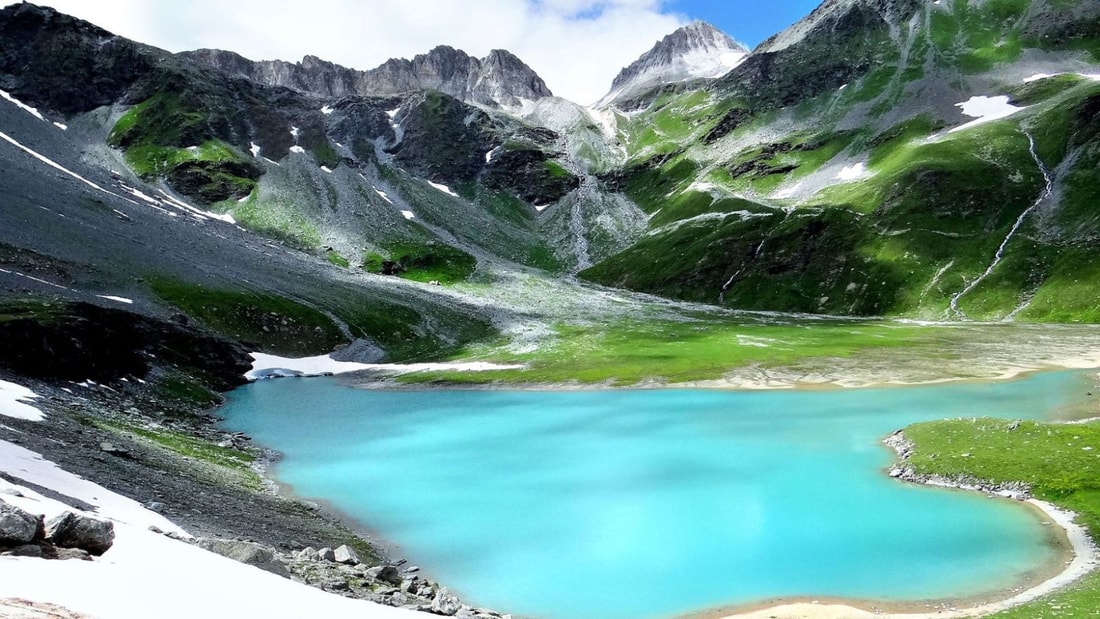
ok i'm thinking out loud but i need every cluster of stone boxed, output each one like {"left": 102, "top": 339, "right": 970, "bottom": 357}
{"left": 0, "top": 499, "right": 115, "bottom": 560}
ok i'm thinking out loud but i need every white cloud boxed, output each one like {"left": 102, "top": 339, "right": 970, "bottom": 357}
{"left": 27, "top": 0, "right": 689, "bottom": 104}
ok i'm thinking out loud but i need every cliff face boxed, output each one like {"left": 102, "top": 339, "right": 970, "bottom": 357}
{"left": 181, "top": 45, "right": 553, "bottom": 109}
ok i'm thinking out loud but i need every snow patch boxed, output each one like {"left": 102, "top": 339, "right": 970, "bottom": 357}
{"left": 0, "top": 131, "right": 118, "bottom": 198}
{"left": 0, "top": 88, "right": 45, "bottom": 121}
{"left": 401, "top": 210, "right": 416, "bottom": 220}
{"left": 386, "top": 108, "right": 400, "bottom": 119}
{"left": 427, "top": 181, "right": 459, "bottom": 197}
{"left": 321, "top": 105, "right": 334, "bottom": 115}
{"left": 0, "top": 441, "right": 185, "bottom": 535}
{"left": 320, "top": 165, "right": 333, "bottom": 174}
{"left": 836, "top": 162, "right": 867, "bottom": 181}
{"left": 289, "top": 145, "right": 306, "bottom": 154}
{"left": 1024, "top": 72, "right": 1100, "bottom": 83}
{"left": 0, "top": 380, "right": 44, "bottom": 422}
{"left": 246, "top": 353, "right": 524, "bottom": 381}
{"left": 290, "top": 126, "right": 301, "bottom": 140}
{"left": 534, "top": 204, "right": 550, "bottom": 213}
{"left": 250, "top": 142, "right": 261, "bottom": 157}
{"left": 372, "top": 187, "right": 393, "bottom": 204}
{"left": 774, "top": 181, "right": 804, "bottom": 200}
{"left": 52, "top": 122, "right": 68, "bottom": 131}
{"left": 950, "top": 96, "right": 1025, "bottom": 133}
{"left": 97, "top": 295, "right": 133, "bottom": 305}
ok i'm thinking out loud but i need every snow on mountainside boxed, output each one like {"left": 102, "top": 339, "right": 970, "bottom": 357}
{"left": 597, "top": 21, "right": 748, "bottom": 108}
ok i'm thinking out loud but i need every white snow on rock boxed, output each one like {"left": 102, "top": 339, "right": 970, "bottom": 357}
{"left": 372, "top": 187, "right": 393, "bottom": 204}
{"left": 774, "top": 181, "right": 804, "bottom": 200}
{"left": 0, "top": 131, "right": 117, "bottom": 198}
{"left": 250, "top": 142, "right": 261, "bottom": 157}
{"left": 321, "top": 105, "right": 334, "bottom": 115}
{"left": 0, "top": 380, "right": 44, "bottom": 422}
{"left": 385, "top": 108, "right": 400, "bottom": 119}
{"left": 836, "top": 162, "right": 867, "bottom": 181}
{"left": 1024, "top": 72, "right": 1100, "bottom": 83}
{"left": 53, "top": 122, "right": 68, "bottom": 131}
{"left": 96, "top": 295, "right": 133, "bottom": 305}
{"left": 0, "top": 441, "right": 421, "bottom": 619}
{"left": 289, "top": 145, "right": 306, "bottom": 154}
{"left": 0, "top": 88, "right": 45, "bottom": 121}
{"left": 401, "top": 210, "right": 416, "bottom": 220}
{"left": 0, "top": 440, "right": 183, "bottom": 535}
{"left": 427, "top": 181, "right": 459, "bottom": 198}
{"left": 246, "top": 352, "right": 524, "bottom": 381}
{"left": 950, "top": 96, "right": 1025, "bottom": 133}
{"left": 290, "top": 126, "right": 301, "bottom": 140}
{"left": 320, "top": 165, "right": 333, "bottom": 174}
{"left": 155, "top": 190, "right": 237, "bottom": 224}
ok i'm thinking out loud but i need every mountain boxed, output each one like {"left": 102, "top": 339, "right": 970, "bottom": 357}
{"left": 585, "top": 0, "right": 1100, "bottom": 321}
{"left": 2, "top": 0, "right": 1100, "bottom": 357}
{"left": 597, "top": 21, "right": 749, "bottom": 108}
{"left": 182, "top": 46, "right": 553, "bottom": 110}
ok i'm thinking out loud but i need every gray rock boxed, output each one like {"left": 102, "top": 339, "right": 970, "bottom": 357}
{"left": 376, "top": 564, "right": 403, "bottom": 586}
{"left": 296, "top": 546, "right": 319, "bottom": 562}
{"left": 317, "top": 546, "right": 336, "bottom": 562}
{"left": 323, "top": 578, "right": 350, "bottom": 591}
{"left": 195, "top": 538, "right": 289, "bottom": 577}
{"left": 99, "top": 442, "right": 131, "bottom": 458}
{"left": 144, "top": 501, "right": 165, "bottom": 513}
{"left": 4, "top": 543, "right": 42, "bottom": 557}
{"left": 333, "top": 544, "right": 359, "bottom": 565}
{"left": 51, "top": 546, "right": 92, "bottom": 561}
{"left": 0, "top": 501, "right": 41, "bottom": 545}
{"left": 432, "top": 588, "right": 462, "bottom": 616}
{"left": 44, "top": 511, "right": 114, "bottom": 555}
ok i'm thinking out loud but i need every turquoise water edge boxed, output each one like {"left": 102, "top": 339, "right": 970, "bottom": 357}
{"left": 219, "top": 371, "right": 1092, "bottom": 619}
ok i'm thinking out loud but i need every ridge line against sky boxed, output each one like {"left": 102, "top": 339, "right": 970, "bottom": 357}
{"left": 20, "top": 0, "right": 821, "bottom": 104}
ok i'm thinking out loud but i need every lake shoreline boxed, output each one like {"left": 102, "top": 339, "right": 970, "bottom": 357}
{"left": 692, "top": 431, "right": 1099, "bottom": 619}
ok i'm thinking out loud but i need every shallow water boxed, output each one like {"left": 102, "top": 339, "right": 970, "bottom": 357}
{"left": 220, "top": 371, "right": 1092, "bottom": 619}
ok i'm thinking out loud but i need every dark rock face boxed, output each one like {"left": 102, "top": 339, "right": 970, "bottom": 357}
{"left": 183, "top": 45, "right": 552, "bottom": 108}
{"left": 0, "top": 501, "right": 43, "bottom": 545}
{"left": 389, "top": 91, "right": 499, "bottom": 183}
{"left": 0, "top": 2, "right": 160, "bottom": 116}
{"left": 715, "top": 0, "right": 923, "bottom": 110}
{"left": 44, "top": 511, "right": 115, "bottom": 556}
{"left": 481, "top": 149, "right": 580, "bottom": 205}
{"left": 0, "top": 302, "right": 251, "bottom": 389}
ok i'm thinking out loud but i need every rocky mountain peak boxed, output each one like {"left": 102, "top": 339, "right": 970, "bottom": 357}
{"left": 183, "top": 44, "right": 551, "bottom": 110}
{"left": 597, "top": 20, "right": 749, "bottom": 107}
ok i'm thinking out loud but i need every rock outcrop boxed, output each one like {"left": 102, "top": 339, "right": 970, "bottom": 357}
{"left": 182, "top": 46, "right": 552, "bottom": 109}
{"left": 44, "top": 511, "right": 115, "bottom": 556}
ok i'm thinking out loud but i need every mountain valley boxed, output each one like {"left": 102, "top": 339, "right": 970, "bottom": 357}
{"left": 2, "top": 1, "right": 1100, "bottom": 617}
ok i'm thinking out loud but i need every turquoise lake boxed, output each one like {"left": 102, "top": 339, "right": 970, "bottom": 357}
{"left": 219, "top": 371, "right": 1092, "bottom": 619}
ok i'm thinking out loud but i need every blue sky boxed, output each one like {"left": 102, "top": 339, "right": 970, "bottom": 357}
{"left": 669, "top": 0, "right": 822, "bottom": 47}
{"left": 27, "top": 0, "right": 823, "bottom": 104}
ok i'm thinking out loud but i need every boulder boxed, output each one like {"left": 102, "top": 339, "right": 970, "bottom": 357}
{"left": 317, "top": 547, "right": 336, "bottom": 562}
{"left": 0, "top": 501, "right": 42, "bottom": 545}
{"left": 195, "top": 538, "right": 288, "bottom": 577}
{"left": 333, "top": 544, "right": 360, "bottom": 565}
{"left": 431, "top": 588, "right": 462, "bottom": 616}
{"left": 296, "top": 546, "right": 319, "bottom": 562}
{"left": 376, "top": 565, "right": 403, "bottom": 586}
{"left": 44, "top": 511, "right": 114, "bottom": 555}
